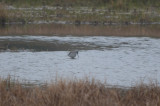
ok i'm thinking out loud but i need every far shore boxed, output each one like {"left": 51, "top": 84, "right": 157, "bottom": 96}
{"left": 0, "top": 24, "right": 160, "bottom": 37}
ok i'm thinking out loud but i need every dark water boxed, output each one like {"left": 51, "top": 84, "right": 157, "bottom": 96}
{"left": 0, "top": 35, "right": 126, "bottom": 51}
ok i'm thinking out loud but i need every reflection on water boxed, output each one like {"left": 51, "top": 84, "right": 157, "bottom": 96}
{"left": 0, "top": 24, "right": 160, "bottom": 37}
{"left": 0, "top": 36, "right": 160, "bottom": 87}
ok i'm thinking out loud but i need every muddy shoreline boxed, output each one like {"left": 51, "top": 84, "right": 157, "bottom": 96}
{"left": 0, "top": 24, "right": 160, "bottom": 37}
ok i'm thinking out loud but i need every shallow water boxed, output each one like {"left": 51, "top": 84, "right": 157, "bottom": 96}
{"left": 0, "top": 35, "right": 160, "bottom": 87}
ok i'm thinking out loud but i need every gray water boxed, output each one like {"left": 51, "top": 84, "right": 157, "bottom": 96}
{"left": 0, "top": 35, "right": 160, "bottom": 87}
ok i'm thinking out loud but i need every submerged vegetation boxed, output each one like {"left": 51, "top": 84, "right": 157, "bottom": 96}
{"left": 0, "top": 77, "right": 160, "bottom": 106}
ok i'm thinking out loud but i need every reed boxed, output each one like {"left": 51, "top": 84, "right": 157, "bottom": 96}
{"left": 0, "top": 77, "right": 160, "bottom": 106}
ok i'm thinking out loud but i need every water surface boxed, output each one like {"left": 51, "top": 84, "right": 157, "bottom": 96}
{"left": 0, "top": 35, "right": 160, "bottom": 87}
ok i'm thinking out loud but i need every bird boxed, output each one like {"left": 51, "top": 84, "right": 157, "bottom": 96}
{"left": 68, "top": 51, "right": 79, "bottom": 59}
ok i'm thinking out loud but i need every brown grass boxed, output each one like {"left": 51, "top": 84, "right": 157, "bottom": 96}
{"left": 0, "top": 78, "right": 160, "bottom": 106}
{"left": 1, "top": 24, "right": 160, "bottom": 37}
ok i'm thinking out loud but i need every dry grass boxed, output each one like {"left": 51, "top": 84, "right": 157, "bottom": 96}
{"left": 1, "top": 24, "right": 160, "bottom": 37}
{"left": 0, "top": 78, "right": 160, "bottom": 106}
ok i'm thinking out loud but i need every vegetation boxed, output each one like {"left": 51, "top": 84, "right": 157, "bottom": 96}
{"left": 0, "top": 0, "right": 160, "bottom": 7}
{"left": 0, "top": 77, "right": 160, "bottom": 106}
{"left": 0, "top": 3, "right": 8, "bottom": 26}
{"left": 0, "top": 0, "right": 160, "bottom": 26}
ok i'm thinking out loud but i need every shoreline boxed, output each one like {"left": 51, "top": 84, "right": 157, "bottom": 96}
{"left": 0, "top": 24, "right": 160, "bottom": 37}
{"left": 1, "top": 4, "right": 160, "bottom": 28}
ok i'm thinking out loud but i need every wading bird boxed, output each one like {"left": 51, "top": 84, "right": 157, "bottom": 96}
{"left": 68, "top": 51, "right": 79, "bottom": 59}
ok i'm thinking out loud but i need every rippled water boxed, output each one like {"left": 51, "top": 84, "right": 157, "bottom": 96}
{"left": 0, "top": 35, "right": 160, "bottom": 87}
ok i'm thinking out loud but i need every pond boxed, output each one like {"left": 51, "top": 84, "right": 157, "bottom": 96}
{"left": 0, "top": 35, "right": 160, "bottom": 87}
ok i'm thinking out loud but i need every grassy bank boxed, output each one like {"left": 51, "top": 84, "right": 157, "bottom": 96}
{"left": 0, "top": 78, "right": 160, "bottom": 106}
{"left": 1, "top": 0, "right": 160, "bottom": 8}
{"left": 1, "top": 24, "right": 160, "bottom": 37}
{"left": 0, "top": 1, "right": 160, "bottom": 26}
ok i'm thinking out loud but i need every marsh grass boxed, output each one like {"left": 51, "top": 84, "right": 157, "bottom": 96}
{"left": 0, "top": 77, "right": 160, "bottom": 106}
{"left": 2, "top": 0, "right": 160, "bottom": 8}
{"left": 3, "top": 6, "right": 160, "bottom": 26}
{"left": 1, "top": 1, "right": 160, "bottom": 26}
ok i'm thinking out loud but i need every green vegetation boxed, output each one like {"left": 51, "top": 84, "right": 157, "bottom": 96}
{"left": 0, "top": 77, "right": 160, "bottom": 106}
{"left": 0, "top": 0, "right": 160, "bottom": 26}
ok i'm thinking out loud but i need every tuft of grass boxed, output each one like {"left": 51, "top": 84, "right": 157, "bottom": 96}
{"left": 0, "top": 77, "right": 160, "bottom": 106}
